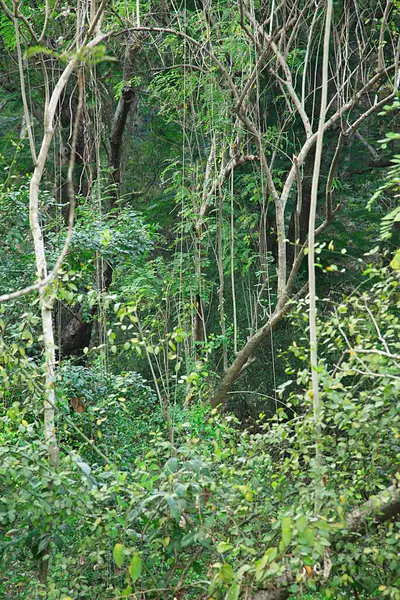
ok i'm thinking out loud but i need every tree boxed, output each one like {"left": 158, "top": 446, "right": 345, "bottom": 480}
{"left": 0, "top": 0, "right": 109, "bottom": 581}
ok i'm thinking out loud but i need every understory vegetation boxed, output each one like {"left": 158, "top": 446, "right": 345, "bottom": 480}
{"left": 0, "top": 1, "right": 399, "bottom": 599}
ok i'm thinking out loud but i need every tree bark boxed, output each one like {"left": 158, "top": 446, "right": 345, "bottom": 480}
{"left": 5, "top": 6, "right": 108, "bottom": 580}
{"left": 30, "top": 58, "right": 79, "bottom": 461}
{"left": 209, "top": 74, "right": 395, "bottom": 409}
{"left": 347, "top": 484, "right": 400, "bottom": 534}
{"left": 109, "top": 85, "right": 138, "bottom": 203}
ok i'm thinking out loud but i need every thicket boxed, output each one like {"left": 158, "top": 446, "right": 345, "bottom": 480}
{"left": 0, "top": 1, "right": 399, "bottom": 599}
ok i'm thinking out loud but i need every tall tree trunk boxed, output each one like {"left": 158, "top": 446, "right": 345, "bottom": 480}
{"left": 59, "top": 41, "right": 139, "bottom": 357}
{"left": 210, "top": 298, "right": 298, "bottom": 408}
{"left": 3, "top": 2, "right": 108, "bottom": 579}
{"left": 109, "top": 87, "right": 138, "bottom": 203}
{"left": 307, "top": 0, "right": 332, "bottom": 514}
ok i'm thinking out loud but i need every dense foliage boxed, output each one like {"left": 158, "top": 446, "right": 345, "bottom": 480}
{"left": 0, "top": 1, "right": 399, "bottom": 599}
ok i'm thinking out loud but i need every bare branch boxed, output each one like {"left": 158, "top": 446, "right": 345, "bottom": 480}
{"left": 13, "top": 14, "right": 37, "bottom": 165}
{"left": 244, "top": 7, "right": 313, "bottom": 138}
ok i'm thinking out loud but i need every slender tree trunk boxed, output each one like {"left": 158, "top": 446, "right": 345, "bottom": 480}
{"left": 307, "top": 0, "right": 332, "bottom": 513}
{"left": 208, "top": 16, "right": 393, "bottom": 407}
{"left": 29, "top": 60, "right": 77, "bottom": 583}
{"left": 109, "top": 89, "right": 137, "bottom": 203}
{"left": 29, "top": 58, "right": 78, "bottom": 461}
{"left": 217, "top": 192, "right": 228, "bottom": 371}
{"left": 210, "top": 298, "right": 300, "bottom": 408}
{"left": 10, "top": 5, "right": 108, "bottom": 580}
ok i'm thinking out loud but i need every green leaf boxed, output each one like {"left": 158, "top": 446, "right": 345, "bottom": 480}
{"left": 237, "top": 564, "right": 251, "bottom": 579}
{"left": 113, "top": 543, "right": 125, "bottom": 567}
{"left": 219, "top": 563, "right": 234, "bottom": 583}
{"left": 281, "top": 517, "right": 292, "bottom": 546}
{"left": 217, "top": 541, "right": 233, "bottom": 553}
{"left": 121, "top": 585, "right": 133, "bottom": 597}
{"left": 296, "top": 515, "right": 307, "bottom": 533}
{"left": 167, "top": 496, "right": 181, "bottom": 521}
{"left": 129, "top": 552, "right": 142, "bottom": 582}
{"left": 165, "top": 457, "right": 178, "bottom": 474}
{"left": 24, "top": 45, "right": 59, "bottom": 59}
{"left": 255, "top": 546, "right": 277, "bottom": 582}
{"left": 390, "top": 249, "right": 400, "bottom": 270}
{"left": 265, "top": 547, "right": 277, "bottom": 562}
{"left": 175, "top": 483, "right": 189, "bottom": 497}
{"left": 299, "top": 527, "right": 315, "bottom": 547}
{"left": 227, "top": 582, "right": 240, "bottom": 600}
{"left": 181, "top": 531, "right": 196, "bottom": 547}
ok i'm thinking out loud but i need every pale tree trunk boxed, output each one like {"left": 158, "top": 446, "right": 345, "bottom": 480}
{"left": 30, "top": 59, "right": 86, "bottom": 584}
{"left": 29, "top": 58, "right": 78, "bottom": 467}
{"left": 28, "top": 57, "right": 77, "bottom": 585}
{"left": 4, "top": 1, "right": 108, "bottom": 582}
{"left": 26, "top": 11, "right": 107, "bottom": 457}
{"left": 307, "top": 0, "right": 333, "bottom": 513}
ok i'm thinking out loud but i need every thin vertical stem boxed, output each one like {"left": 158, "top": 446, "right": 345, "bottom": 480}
{"left": 217, "top": 191, "right": 228, "bottom": 371}
{"left": 136, "top": 311, "right": 174, "bottom": 448}
{"left": 13, "top": 14, "right": 37, "bottom": 164}
{"left": 293, "top": 155, "right": 302, "bottom": 262}
{"left": 136, "top": 0, "right": 140, "bottom": 26}
{"left": 308, "top": 0, "right": 333, "bottom": 514}
{"left": 230, "top": 168, "right": 238, "bottom": 355}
